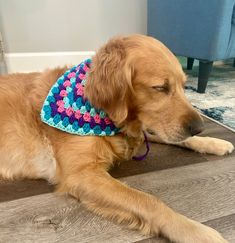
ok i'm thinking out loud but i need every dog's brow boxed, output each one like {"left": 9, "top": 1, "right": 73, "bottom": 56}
{"left": 164, "top": 79, "right": 170, "bottom": 89}
{"left": 165, "top": 79, "right": 169, "bottom": 85}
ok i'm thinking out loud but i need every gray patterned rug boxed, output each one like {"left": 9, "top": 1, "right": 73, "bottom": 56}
{"left": 180, "top": 58, "right": 235, "bottom": 131}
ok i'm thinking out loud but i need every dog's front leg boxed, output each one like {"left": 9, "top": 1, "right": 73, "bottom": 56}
{"left": 179, "top": 136, "right": 234, "bottom": 156}
{"left": 148, "top": 134, "right": 234, "bottom": 156}
{"left": 58, "top": 164, "right": 227, "bottom": 243}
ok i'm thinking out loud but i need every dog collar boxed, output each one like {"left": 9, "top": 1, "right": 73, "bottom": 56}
{"left": 132, "top": 132, "right": 150, "bottom": 161}
{"left": 41, "top": 59, "right": 119, "bottom": 136}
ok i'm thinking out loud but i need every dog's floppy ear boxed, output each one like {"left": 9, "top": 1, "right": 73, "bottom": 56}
{"left": 85, "top": 37, "right": 133, "bottom": 124}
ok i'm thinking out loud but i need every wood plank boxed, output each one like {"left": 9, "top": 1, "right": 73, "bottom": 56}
{"left": 134, "top": 238, "right": 170, "bottom": 243}
{"left": 0, "top": 193, "right": 147, "bottom": 243}
{"left": 0, "top": 179, "right": 53, "bottom": 203}
{"left": 124, "top": 156, "right": 235, "bottom": 223}
{"left": 205, "top": 214, "right": 235, "bottom": 243}
{"left": 0, "top": 157, "right": 234, "bottom": 242}
{"left": 110, "top": 143, "right": 206, "bottom": 178}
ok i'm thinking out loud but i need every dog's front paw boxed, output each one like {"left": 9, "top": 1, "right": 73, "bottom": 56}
{"left": 161, "top": 214, "right": 228, "bottom": 243}
{"left": 214, "top": 139, "right": 234, "bottom": 156}
{"left": 201, "top": 137, "right": 234, "bottom": 156}
{"left": 183, "top": 136, "right": 234, "bottom": 156}
{"left": 187, "top": 220, "right": 228, "bottom": 243}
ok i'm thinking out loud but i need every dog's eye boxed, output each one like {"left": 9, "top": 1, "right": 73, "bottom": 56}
{"left": 151, "top": 85, "right": 167, "bottom": 92}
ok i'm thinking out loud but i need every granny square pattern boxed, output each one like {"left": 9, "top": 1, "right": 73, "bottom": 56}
{"left": 41, "top": 59, "right": 119, "bottom": 136}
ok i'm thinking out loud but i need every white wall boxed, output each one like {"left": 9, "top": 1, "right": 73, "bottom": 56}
{"left": 0, "top": 0, "right": 147, "bottom": 53}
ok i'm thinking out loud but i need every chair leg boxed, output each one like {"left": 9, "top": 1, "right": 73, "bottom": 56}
{"left": 187, "top": 58, "right": 194, "bottom": 70}
{"left": 197, "top": 61, "right": 213, "bottom": 93}
{"left": 233, "top": 58, "right": 235, "bottom": 67}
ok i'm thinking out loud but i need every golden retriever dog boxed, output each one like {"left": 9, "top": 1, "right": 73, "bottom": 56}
{"left": 0, "top": 35, "right": 234, "bottom": 243}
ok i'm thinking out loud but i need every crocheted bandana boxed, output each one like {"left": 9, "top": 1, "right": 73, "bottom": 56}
{"left": 41, "top": 59, "right": 119, "bottom": 136}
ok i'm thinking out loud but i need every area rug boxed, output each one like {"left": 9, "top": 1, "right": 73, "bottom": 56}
{"left": 181, "top": 58, "right": 235, "bottom": 131}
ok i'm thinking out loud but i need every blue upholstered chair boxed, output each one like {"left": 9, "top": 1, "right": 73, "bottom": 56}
{"left": 148, "top": 0, "right": 235, "bottom": 93}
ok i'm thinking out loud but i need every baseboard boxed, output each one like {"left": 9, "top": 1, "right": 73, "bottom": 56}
{"left": 201, "top": 113, "right": 235, "bottom": 133}
{"left": 4, "top": 51, "right": 95, "bottom": 73}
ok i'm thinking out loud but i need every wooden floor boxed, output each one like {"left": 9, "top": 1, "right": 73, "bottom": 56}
{"left": 0, "top": 118, "right": 234, "bottom": 243}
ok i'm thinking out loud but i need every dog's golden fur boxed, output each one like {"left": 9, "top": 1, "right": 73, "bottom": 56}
{"left": 0, "top": 35, "right": 233, "bottom": 243}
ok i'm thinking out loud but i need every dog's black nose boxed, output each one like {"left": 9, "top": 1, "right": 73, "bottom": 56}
{"left": 188, "top": 119, "right": 204, "bottom": 136}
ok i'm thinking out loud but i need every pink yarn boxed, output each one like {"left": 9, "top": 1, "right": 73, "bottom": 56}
{"left": 66, "top": 107, "right": 74, "bottom": 117}
{"left": 67, "top": 72, "right": 76, "bottom": 79}
{"left": 75, "top": 110, "right": 82, "bottom": 119}
{"left": 76, "top": 88, "right": 84, "bottom": 96}
{"left": 56, "top": 100, "right": 64, "bottom": 107}
{"left": 79, "top": 73, "right": 86, "bottom": 80}
{"left": 63, "top": 80, "right": 72, "bottom": 87}
{"left": 58, "top": 106, "right": 65, "bottom": 113}
{"left": 83, "top": 65, "right": 89, "bottom": 72}
{"left": 83, "top": 112, "right": 91, "bottom": 122}
{"left": 104, "top": 117, "right": 112, "bottom": 124}
{"left": 76, "top": 83, "right": 83, "bottom": 89}
{"left": 94, "top": 114, "right": 101, "bottom": 124}
{"left": 60, "top": 90, "right": 68, "bottom": 97}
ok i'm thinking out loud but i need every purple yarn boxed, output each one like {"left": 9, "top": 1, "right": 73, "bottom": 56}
{"left": 58, "top": 84, "right": 64, "bottom": 90}
{"left": 50, "top": 103, "right": 57, "bottom": 110}
{"left": 90, "top": 118, "right": 96, "bottom": 129}
{"left": 73, "top": 87, "right": 78, "bottom": 99}
{"left": 76, "top": 77, "right": 82, "bottom": 83}
{"left": 69, "top": 114, "right": 76, "bottom": 123}
{"left": 60, "top": 111, "right": 67, "bottom": 120}
{"left": 100, "top": 119, "right": 106, "bottom": 130}
{"left": 54, "top": 94, "right": 62, "bottom": 101}
{"left": 109, "top": 123, "right": 115, "bottom": 130}
{"left": 51, "top": 107, "right": 58, "bottom": 117}
{"left": 78, "top": 117, "right": 85, "bottom": 127}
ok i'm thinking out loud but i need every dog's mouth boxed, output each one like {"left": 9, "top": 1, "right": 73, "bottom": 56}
{"left": 145, "top": 127, "right": 192, "bottom": 144}
{"left": 146, "top": 128, "right": 156, "bottom": 136}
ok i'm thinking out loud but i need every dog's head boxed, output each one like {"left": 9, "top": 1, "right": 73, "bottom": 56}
{"left": 85, "top": 35, "right": 203, "bottom": 143}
